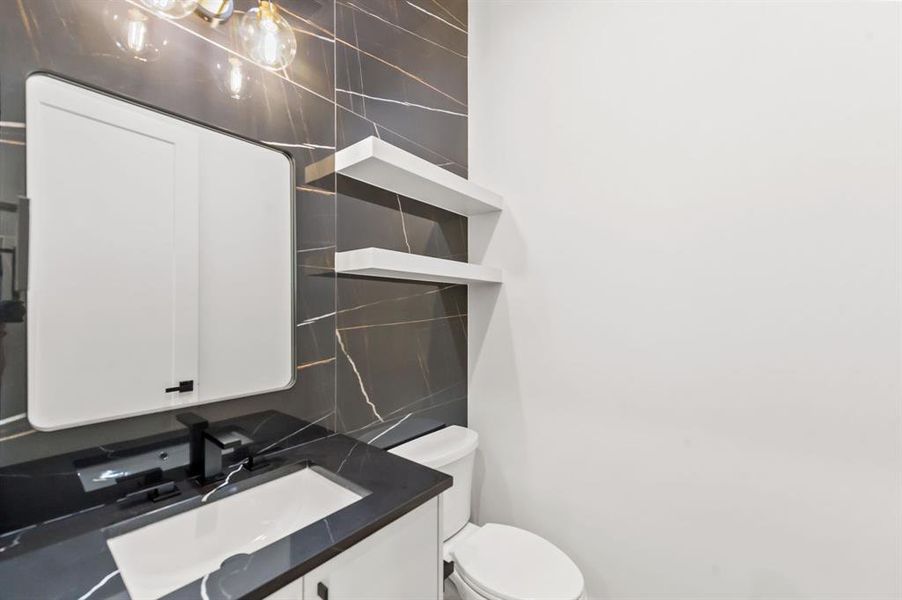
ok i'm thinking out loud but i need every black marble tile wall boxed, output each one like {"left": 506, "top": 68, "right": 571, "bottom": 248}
{"left": 333, "top": 0, "right": 469, "bottom": 441}
{"left": 0, "top": 0, "right": 339, "bottom": 466}
{"left": 0, "top": 0, "right": 468, "bottom": 469}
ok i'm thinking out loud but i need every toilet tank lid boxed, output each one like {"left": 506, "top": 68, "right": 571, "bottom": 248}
{"left": 388, "top": 425, "right": 478, "bottom": 469}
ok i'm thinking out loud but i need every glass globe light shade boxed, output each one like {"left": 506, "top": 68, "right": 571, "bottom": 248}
{"left": 141, "top": 0, "right": 198, "bottom": 19}
{"left": 239, "top": 2, "right": 297, "bottom": 70}
{"left": 103, "top": 6, "right": 162, "bottom": 62}
{"left": 215, "top": 56, "right": 256, "bottom": 100}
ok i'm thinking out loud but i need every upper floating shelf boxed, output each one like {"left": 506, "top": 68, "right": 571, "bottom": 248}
{"left": 336, "top": 248, "right": 502, "bottom": 285}
{"left": 305, "top": 137, "right": 503, "bottom": 216}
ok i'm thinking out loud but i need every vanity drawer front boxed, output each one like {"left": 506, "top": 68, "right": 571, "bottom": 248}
{"left": 264, "top": 576, "right": 305, "bottom": 600}
{"left": 302, "top": 499, "right": 440, "bottom": 600}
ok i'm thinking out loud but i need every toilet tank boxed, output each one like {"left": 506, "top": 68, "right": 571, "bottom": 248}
{"left": 388, "top": 425, "right": 478, "bottom": 541}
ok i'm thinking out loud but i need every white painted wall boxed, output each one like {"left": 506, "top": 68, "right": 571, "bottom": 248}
{"left": 467, "top": 2, "right": 901, "bottom": 598}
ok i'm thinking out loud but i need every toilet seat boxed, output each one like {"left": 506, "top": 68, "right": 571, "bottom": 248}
{"left": 450, "top": 524, "right": 584, "bottom": 600}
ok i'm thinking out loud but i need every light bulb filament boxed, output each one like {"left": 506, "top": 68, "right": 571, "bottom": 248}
{"left": 262, "top": 31, "right": 279, "bottom": 66}
{"left": 125, "top": 10, "right": 149, "bottom": 53}
{"left": 227, "top": 58, "right": 245, "bottom": 97}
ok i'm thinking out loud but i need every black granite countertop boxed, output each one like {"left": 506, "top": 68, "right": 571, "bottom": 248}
{"left": 0, "top": 413, "right": 451, "bottom": 600}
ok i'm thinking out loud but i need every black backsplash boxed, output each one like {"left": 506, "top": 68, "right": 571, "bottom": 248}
{"left": 0, "top": 0, "right": 467, "bottom": 469}
{"left": 334, "top": 0, "right": 468, "bottom": 440}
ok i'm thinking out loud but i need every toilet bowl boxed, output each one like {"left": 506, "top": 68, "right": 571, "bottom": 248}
{"left": 389, "top": 426, "right": 586, "bottom": 600}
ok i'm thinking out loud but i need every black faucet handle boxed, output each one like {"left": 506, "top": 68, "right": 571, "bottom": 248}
{"left": 116, "top": 467, "right": 181, "bottom": 503}
{"left": 233, "top": 445, "right": 270, "bottom": 471}
{"left": 115, "top": 467, "right": 163, "bottom": 486}
{"left": 176, "top": 412, "right": 209, "bottom": 432}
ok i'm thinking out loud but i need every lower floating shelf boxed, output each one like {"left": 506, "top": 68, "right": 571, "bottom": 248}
{"left": 335, "top": 248, "right": 502, "bottom": 285}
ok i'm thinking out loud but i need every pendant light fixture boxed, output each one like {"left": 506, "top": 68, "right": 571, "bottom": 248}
{"left": 238, "top": 1, "right": 297, "bottom": 70}
{"left": 215, "top": 56, "right": 256, "bottom": 100}
{"left": 195, "top": 0, "right": 234, "bottom": 25}
{"left": 103, "top": 5, "right": 162, "bottom": 61}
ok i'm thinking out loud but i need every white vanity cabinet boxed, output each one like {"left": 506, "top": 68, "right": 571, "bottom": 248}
{"left": 265, "top": 499, "right": 441, "bottom": 600}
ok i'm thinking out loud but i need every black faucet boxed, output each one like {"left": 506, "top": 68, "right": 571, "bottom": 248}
{"left": 176, "top": 412, "right": 244, "bottom": 482}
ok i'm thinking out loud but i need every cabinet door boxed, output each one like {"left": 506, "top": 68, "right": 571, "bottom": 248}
{"left": 303, "top": 499, "right": 440, "bottom": 600}
{"left": 25, "top": 74, "right": 293, "bottom": 430}
{"left": 26, "top": 74, "right": 200, "bottom": 430}
{"left": 264, "top": 576, "right": 305, "bottom": 600}
{"left": 194, "top": 132, "right": 293, "bottom": 405}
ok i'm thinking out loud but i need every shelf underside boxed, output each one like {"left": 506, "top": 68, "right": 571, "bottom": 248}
{"left": 335, "top": 248, "right": 502, "bottom": 285}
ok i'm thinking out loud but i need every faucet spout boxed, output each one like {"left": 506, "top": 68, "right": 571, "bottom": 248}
{"left": 202, "top": 429, "right": 243, "bottom": 481}
{"left": 176, "top": 412, "right": 248, "bottom": 482}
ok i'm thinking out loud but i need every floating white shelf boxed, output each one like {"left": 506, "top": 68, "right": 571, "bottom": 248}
{"left": 306, "top": 137, "right": 503, "bottom": 216}
{"left": 335, "top": 248, "right": 502, "bottom": 285}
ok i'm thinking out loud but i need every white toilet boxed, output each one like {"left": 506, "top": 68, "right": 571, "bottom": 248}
{"left": 389, "top": 426, "right": 586, "bottom": 600}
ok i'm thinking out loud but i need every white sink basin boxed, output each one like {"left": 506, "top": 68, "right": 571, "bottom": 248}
{"left": 107, "top": 467, "right": 365, "bottom": 599}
